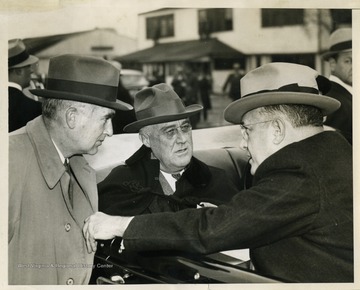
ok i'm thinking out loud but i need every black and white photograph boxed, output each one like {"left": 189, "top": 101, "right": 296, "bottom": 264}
{"left": 0, "top": 0, "right": 358, "bottom": 289}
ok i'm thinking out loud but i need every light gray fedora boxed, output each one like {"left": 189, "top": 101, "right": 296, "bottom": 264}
{"left": 224, "top": 62, "right": 340, "bottom": 124}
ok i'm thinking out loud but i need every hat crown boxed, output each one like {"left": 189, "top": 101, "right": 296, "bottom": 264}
{"left": 8, "top": 39, "right": 26, "bottom": 58}
{"left": 329, "top": 27, "right": 352, "bottom": 49}
{"left": 135, "top": 83, "right": 183, "bottom": 112}
{"left": 241, "top": 62, "right": 319, "bottom": 98}
{"left": 8, "top": 38, "right": 38, "bottom": 68}
{"left": 123, "top": 83, "right": 203, "bottom": 132}
{"left": 48, "top": 54, "right": 119, "bottom": 87}
{"left": 30, "top": 54, "right": 133, "bottom": 111}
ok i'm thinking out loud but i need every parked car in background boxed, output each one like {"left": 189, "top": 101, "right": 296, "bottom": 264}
{"left": 120, "top": 69, "right": 149, "bottom": 98}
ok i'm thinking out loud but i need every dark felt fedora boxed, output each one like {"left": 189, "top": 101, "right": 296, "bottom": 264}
{"left": 224, "top": 62, "right": 340, "bottom": 124}
{"left": 322, "top": 27, "right": 352, "bottom": 61}
{"left": 30, "top": 54, "right": 133, "bottom": 111}
{"left": 8, "top": 39, "right": 39, "bottom": 69}
{"left": 124, "top": 83, "right": 203, "bottom": 132}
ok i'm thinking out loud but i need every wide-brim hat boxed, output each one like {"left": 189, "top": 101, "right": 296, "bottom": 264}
{"left": 8, "top": 39, "right": 39, "bottom": 69}
{"left": 31, "top": 54, "right": 132, "bottom": 111}
{"left": 124, "top": 83, "right": 203, "bottom": 132}
{"left": 322, "top": 27, "right": 352, "bottom": 60}
{"left": 224, "top": 62, "right": 340, "bottom": 124}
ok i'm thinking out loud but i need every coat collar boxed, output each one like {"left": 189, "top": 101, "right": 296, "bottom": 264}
{"left": 26, "top": 117, "right": 96, "bottom": 196}
{"left": 26, "top": 116, "right": 66, "bottom": 189}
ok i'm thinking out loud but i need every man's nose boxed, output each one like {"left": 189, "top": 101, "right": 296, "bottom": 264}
{"left": 176, "top": 129, "right": 188, "bottom": 143}
{"left": 239, "top": 137, "right": 248, "bottom": 151}
{"left": 104, "top": 120, "right": 113, "bottom": 137}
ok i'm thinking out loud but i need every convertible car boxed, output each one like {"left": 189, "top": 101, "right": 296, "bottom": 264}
{"left": 85, "top": 125, "right": 285, "bottom": 284}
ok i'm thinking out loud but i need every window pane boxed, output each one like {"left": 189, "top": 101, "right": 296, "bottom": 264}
{"left": 262, "top": 9, "right": 304, "bottom": 27}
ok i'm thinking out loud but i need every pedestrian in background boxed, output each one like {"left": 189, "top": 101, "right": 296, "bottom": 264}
{"left": 322, "top": 27, "right": 352, "bottom": 144}
{"left": 222, "top": 62, "right": 244, "bottom": 101}
{"left": 8, "top": 39, "right": 42, "bottom": 132}
{"left": 198, "top": 71, "right": 212, "bottom": 121}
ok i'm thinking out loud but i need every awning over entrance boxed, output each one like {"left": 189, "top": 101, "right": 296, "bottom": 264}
{"left": 115, "top": 38, "right": 244, "bottom": 63}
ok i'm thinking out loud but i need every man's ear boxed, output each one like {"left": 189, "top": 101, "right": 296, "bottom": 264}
{"left": 65, "top": 107, "right": 77, "bottom": 129}
{"left": 271, "top": 119, "right": 286, "bottom": 145}
{"left": 139, "top": 133, "right": 151, "bottom": 148}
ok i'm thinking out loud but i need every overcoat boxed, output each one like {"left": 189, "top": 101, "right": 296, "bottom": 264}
{"left": 324, "top": 81, "right": 352, "bottom": 144}
{"left": 122, "top": 132, "right": 353, "bottom": 282}
{"left": 9, "top": 116, "right": 98, "bottom": 285}
{"left": 98, "top": 145, "right": 239, "bottom": 215}
{"left": 8, "top": 87, "right": 42, "bottom": 132}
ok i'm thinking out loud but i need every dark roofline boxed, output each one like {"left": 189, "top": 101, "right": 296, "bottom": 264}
{"left": 138, "top": 7, "right": 182, "bottom": 16}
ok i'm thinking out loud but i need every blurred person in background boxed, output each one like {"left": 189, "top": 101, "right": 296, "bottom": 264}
{"left": 222, "top": 62, "right": 244, "bottom": 101}
{"left": 171, "top": 66, "right": 187, "bottom": 101}
{"left": 198, "top": 71, "right": 212, "bottom": 122}
{"left": 8, "top": 39, "right": 42, "bottom": 132}
{"left": 184, "top": 67, "right": 200, "bottom": 128}
{"left": 322, "top": 27, "right": 352, "bottom": 144}
{"left": 8, "top": 54, "right": 132, "bottom": 285}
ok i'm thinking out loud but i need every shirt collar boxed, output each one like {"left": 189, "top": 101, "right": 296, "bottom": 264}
{"left": 160, "top": 170, "right": 184, "bottom": 192}
{"left": 8, "top": 82, "right": 23, "bottom": 91}
{"left": 52, "top": 139, "right": 66, "bottom": 164}
{"left": 329, "top": 75, "right": 352, "bottom": 94}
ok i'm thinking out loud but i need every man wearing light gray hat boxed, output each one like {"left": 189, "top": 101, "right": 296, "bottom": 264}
{"left": 322, "top": 27, "right": 352, "bottom": 144}
{"left": 84, "top": 63, "right": 352, "bottom": 283}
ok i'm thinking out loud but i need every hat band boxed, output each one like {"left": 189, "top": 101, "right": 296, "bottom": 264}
{"left": 46, "top": 78, "right": 118, "bottom": 102}
{"left": 8, "top": 50, "right": 30, "bottom": 67}
{"left": 330, "top": 40, "right": 352, "bottom": 52}
{"left": 242, "top": 83, "right": 319, "bottom": 98}
{"left": 136, "top": 99, "right": 186, "bottom": 120}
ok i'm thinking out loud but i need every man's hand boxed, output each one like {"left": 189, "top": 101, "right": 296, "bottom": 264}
{"left": 82, "top": 212, "right": 134, "bottom": 253}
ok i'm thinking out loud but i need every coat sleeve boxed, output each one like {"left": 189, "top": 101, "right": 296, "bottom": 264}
{"left": 122, "top": 164, "right": 321, "bottom": 254}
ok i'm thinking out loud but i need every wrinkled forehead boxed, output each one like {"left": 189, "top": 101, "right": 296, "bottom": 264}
{"left": 155, "top": 118, "right": 190, "bottom": 129}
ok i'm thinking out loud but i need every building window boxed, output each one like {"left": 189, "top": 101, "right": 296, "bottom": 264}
{"left": 198, "top": 8, "right": 233, "bottom": 37}
{"left": 146, "top": 14, "right": 174, "bottom": 40}
{"left": 262, "top": 9, "right": 304, "bottom": 27}
{"left": 271, "top": 54, "right": 315, "bottom": 69}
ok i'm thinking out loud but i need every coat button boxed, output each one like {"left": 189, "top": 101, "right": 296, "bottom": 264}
{"left": 64, "top": 223, "right": 71, "bottom": 232}
{"left": 66, "top": 278, "right": 74, "bottom": 285}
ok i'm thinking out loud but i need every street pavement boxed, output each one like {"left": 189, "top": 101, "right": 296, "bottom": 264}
{"left": 196, "top": 93, "right": 235, "bottom": 129}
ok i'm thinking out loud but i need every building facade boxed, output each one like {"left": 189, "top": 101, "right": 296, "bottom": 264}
{"left": 118, "top": 8, "right": 351, "bottom": 93}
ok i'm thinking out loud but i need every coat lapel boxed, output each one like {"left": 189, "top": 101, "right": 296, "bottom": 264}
{"left": 26, "top": 117, "right": 97, "bottom": 227}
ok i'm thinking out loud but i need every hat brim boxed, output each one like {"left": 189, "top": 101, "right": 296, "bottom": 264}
{"left": 124, "top": 105, "right": 203, "bottom": 132}
{"left": 224, "top": 92, "right": 341, "bottom": 124}
{"left": 30, "top": 89, "right": 133, "bottom": 111}
{"left": 322, "top": 48, "right": 352, "bottom": 60}
{"left": 9, "top": 55, "right": 39, "bottom": 69}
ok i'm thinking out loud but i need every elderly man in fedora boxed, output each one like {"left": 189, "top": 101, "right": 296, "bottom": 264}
{"left": 322, "top": 27, "right": 352, "bottom": 144}
{"left": 8, "top": 39, "right": 42, "bottom": 132}
{"left": 8, "top": 54, "right": 132, "bottom": 285}
{"left": 83, "top": 63, "right": 353, "bottom": 283}
{"left": 97, "top": 83, "right": 238, "bottom": 216}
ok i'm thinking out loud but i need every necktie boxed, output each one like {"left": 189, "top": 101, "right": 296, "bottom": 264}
{"left": 64, "top": 160, "right": 74, "bottom": 207}
{"left": 172, "top": 173, "right": 182, "bottom": 181}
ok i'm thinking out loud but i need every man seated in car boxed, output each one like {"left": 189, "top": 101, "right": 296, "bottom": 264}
{"left": 98, "top": 83, "right": 239, "bottom": 216}
{"left": 84, "top": 63, "right": 353, "bottom": 283}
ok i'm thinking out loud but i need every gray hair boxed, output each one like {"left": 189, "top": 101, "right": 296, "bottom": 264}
{"left": 139, "top": 124, "right": 156, "bottom": 138}
{"left": 42, "top": 98, "right": 96, "bottom": 125}
{"left": 259, "top": 104, "right": 323, "bottom": 128}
